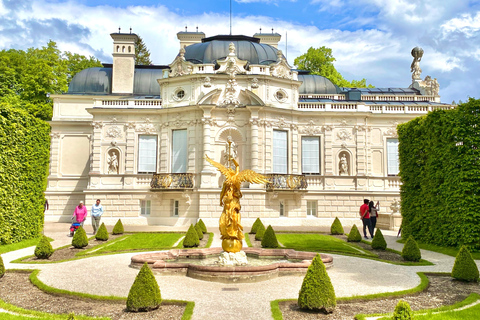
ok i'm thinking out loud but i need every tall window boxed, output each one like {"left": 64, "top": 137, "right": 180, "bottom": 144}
{"left": 273, "top": 130, "right": 288, "bottom": 174}
{"left": 307, "top": 200, "right": 317, "bottom": 216}
{"left": 140, "top": 200, "right": 151, "bottom": 216}
{"left": 387, "top": 138, "right": 400, "bottom": 175}
{"left": 172, "top": 200, "right": 179, "bottom": 216}
{"left": 138, "top": 135, "right": 157, "bottom": 173}
{"left": 302, "top": 137, "right": 320, "bottom": 174}
{"left": 279, "top": 202, "right": 284, "bottom": 216}
{"left": 172, "top": 129, "right": 187, "bottom": 173}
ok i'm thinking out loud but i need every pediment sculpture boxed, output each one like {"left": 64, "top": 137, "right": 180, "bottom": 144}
{"left": 269, "top": 50, "right": 293, "bottom": 80}
{"left": 215, "top": 42, "right": 248, "bottom": 76}
{"left": 169, "top": 47, "right": 195, "bottom": 77}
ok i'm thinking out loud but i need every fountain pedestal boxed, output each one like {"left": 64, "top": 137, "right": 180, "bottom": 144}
{"left": 217, "top": 251, "right": 248, "bottom": 266}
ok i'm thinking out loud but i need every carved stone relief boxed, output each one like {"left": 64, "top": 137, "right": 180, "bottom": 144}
{"left": 338, "top": 152, "right": 350, "bottom": 176}
{"left": 107, "top": 149, "right": 119, "bottom": 174}
{"left": 106, "top": 125, "right": 122, "bottom": 139}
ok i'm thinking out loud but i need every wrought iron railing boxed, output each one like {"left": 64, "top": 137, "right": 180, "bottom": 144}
{"left": 264, "top": 174, "right": 308, "bottom": 191}
{"left": 150, "top": 173, "right": 195, "bottom": 190}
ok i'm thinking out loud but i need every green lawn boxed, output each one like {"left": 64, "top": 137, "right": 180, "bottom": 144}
{"left": 397, "top": 239, "right": 480, "bottom": 260}
{"left": 415, "top": 304, "right": 480, "bottom": 319}
{"left": 0, "top": 237, "right": 53, "bottom": 254}
{"left": 276, "top": 233, "right": 375, "bottom": 257}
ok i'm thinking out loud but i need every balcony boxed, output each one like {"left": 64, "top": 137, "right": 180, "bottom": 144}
{"left": 264, "top": 174, "right": 308, "bottom": 191}
{"left": 150, "top": 173, "right": 195, "bottom": 190}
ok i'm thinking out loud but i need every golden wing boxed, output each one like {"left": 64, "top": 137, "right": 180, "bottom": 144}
{"left": 205, "top": 154, "right": 233, "bottom": 177}
{"left": 238, "top": 169, "right": 270, "bottom": 185}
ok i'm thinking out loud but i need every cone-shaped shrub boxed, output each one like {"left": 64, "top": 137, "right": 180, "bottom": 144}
{"left": 371, "top": 229, "right": 387, "bottom": 250}
{"left": 0, "top": 255, "right": 5, "bottom": 278}
{"left": 452, "top": 246, "right": 479, "bottom": 282}
{"left": 255, "top": 223, "right": 266, "bottom": 241}
{"left": 261, "top": 225, "right": 279, "bottom": 248}
{"left": 112, "top": 219, "right": 124, "bottom": 235}
{"left": 34, "top": 235, "right": 54, "bottom": 259}
{"left": 72, "top": 226, "right": 88, "bottom": 249}
{"left": 298, "top": 254, "right": 336, "bottom": 312}
{"left": 347, "top": 224, "right": 362, "bottom": 242}
{"left": 392, "top": 300, "right": 413, "bottom": 320}
{"left": 330, "top": 217, "right": 344, "bottom": 235}
{"left": 183, "top": 224, "right": 200, "bottom": 248}
{"left": 401, "top": 236, "right": 421, "bottom": 262}
{"left": 95, "top": 223, "right": 109, "bottom": 241}
{"left": 126, "top": 262, "right": 162, "bottom": 312}
{"left": 195, "top": 223, "right": 204, "bottom": 240}
{"left": 250, "top": 218, "right": 263, "bottom": 234}
{"left": 198, "top": 219, "right": 207, "bottom": 233}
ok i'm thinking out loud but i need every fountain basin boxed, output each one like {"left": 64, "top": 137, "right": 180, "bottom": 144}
{"left": 131, "top": 247, "right": 333, "bottom": 283}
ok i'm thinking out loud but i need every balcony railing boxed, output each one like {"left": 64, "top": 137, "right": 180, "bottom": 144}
{"left": 150, "top": 173, "right": 195, "bottom": 190}
{"left": 264, "top": 174, "right": 308, "bottom": 191}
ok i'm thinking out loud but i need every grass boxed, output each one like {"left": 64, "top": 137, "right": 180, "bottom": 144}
{"left": 276, "top": 233, "right": 376, "bottom": 257}
{"left": 397, "top": 238, "right": 480, "bottom": 260}
{"left": 245, "top": 233, "right": 253, "bottom": 247}
{"left": 0, "top": 237, "right": 54, "bottom": 254}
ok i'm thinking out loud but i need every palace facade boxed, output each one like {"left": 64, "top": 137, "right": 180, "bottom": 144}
{"left": 45, "top": 31, "right": 453, "bottom": 229}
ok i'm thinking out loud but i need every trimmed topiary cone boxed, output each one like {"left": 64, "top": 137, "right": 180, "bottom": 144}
{"left": 197, "top": 219, "right": 207, "bottom": 233}
{"left": 250, "top": 218, "right": 262, "bottom": 234}
{"left": 34, "top": 235, "right": 54, "bottom": 259}
{"left": 195, "top": 223, "right": 204, "bottom": 240}
{"left": 371, "top": 229, "right": 387, "bottom": 250}
{"left": 330, "top": 217, "right": 344, "bottom": 235}
{"left": 126, "top": 262, "right": 162, "bottom": 312}
{"left": 255, "top": 223, "right": 266, "bottom": 241}
{"left": 261, "top": 225, "right": 279, "bottom": 248}
{"left": 112, "top": 219, "right": 124, "bottom": 235}
{"left": 298, "top": 253, "right": 336, "bottom": 312}
{"left": 347, "top": 224, "right": 362, "bottom": 242}
{"left": 95, "top": 223, "right": 109, "bottom": 241}
{"left": 452, "top": 245, "right": 479, "bottom": 282}
{"left": 392, "top": 300, "right": 414, "bottom": 320}
{"left": 0, "top": 255, "right": 5, "bottom": 278}
{"left": 183, "top": 224, "right": 200, "bottom": 248}
{"left": 401, "top": 236, "right": 421, "bottom": 262}
{"left": 72, "top": 226, "right": 88, "bottom": 248}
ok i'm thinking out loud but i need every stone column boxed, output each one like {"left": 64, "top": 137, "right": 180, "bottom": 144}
{"left": 324, "top": 125, "right": 334, "bottom": 175}
{"left": 200, "top": 113, "right": 216, "bottom": 188}
{"left": 49, "top": 132, "right": 61, "bottom": 177}
{"left": 91, "top": 121, "right": 103, "bottom": 174}
{"left": 124, "top": 122, "right": 136, "bottom": 174}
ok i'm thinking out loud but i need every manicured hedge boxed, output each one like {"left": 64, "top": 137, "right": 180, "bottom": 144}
{"left": 0, "top": 104, "right": 50, "bottom": 244}
{"left": 398, "top": 98, "right": 480, "bottom": 251}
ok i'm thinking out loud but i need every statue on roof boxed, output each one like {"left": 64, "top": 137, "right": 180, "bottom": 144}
{"left": 410, "top": 47, "right": 424, "bottom": 81}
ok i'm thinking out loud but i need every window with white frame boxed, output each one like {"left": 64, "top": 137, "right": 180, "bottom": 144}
{"left": 273, "top": 130, "right": 288, "bottom": 174}
{"left": 302, "top": 136, "right": 320, "bottom": 174}
{"left": 172, "top": 129, "right": 187, "bottom": 173}
{"left": 172, "top": 200, "right": 179, "bottom": 216}
{"left": 387, "top": 138, "right": 400, "bottom": 176}
{"left": 307, "top": 200, "right": 317, "bottom": 216}
{"left": 138, "top": 135, "right": 157, "bottom": 173}
{"left": 140, "top": 200, "right": 151, "bottom": 216}
{"left": 279, "top": 202, "right": 285, "bottom": 216}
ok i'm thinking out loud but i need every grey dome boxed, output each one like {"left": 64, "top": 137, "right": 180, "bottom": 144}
{"left": 133, "top": 69, "right": 163, "bottom": 96}
{"left": 298, "top": 74, "right": 339, "bottom": 94}
{"left": 184, "top": 35, "right": 281, "bottom": 65}
{"left": 68, "top": 67, "right": 111, "bottom": 95}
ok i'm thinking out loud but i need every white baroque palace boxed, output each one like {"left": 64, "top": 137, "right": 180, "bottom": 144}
{"left": 46, "top": 31, "right": 453, "bottom": 229}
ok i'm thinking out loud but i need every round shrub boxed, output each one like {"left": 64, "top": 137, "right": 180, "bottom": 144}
{"left": 255, "top": 223, "right": 266, "bottom": 241}
{"left": 371, "top": 229, "right": 387, "bottom": 250}
{"left": 183, "top": 224, "right": 200, "bottom": 248}
{"left": 298, "top": 253, "right": 336, "bottom": 312}
{"left": 126, "top": 262, "right": 162, "bottom": 312}
{"left": 197, "top": 219, "right": 207, "bottom": 233}
{"left": 0, "top": 255, "right": 5, "bottom": 278}
{"left": 452, "top": 245, "right": 479, "bottom": 282}
{"left": 95, "top": 223, "right": 109, "bottom": 241}
{"left": 261, "top": 225, "right": 279, "bottom": 248}
{"left": 392, "top": 300, "right": 413, "bottom": 320}
{"left": 330, "top": 217, "right": 344, "bottom": 235}
{"left": 34, "top": 235, "right": 54, "bottom": 259}
{"left": 72, "top": 226, "right": 88, "bottom": 249}
{"left": 195, "top": 223, "right": 204, "bottom": 240}
{"left": 401, "top": 236, "right": 421, "bottom": 262}
{"left": 112, "top": 219, "right": 124, "bottom": 235}
{"left": 250, "top": 218, "right": 263, "bottom": 234}
{"left": 347, "top": 224, "right": 362, "bottom": 242}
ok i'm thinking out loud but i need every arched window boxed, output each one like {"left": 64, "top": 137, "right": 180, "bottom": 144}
{"left": 116, "top": 45, "right": 120, "bottom": 52}
{"left": 122, "top": 46, "right": 125, "bottom": 53}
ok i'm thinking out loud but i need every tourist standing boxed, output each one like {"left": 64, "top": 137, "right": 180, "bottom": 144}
{"left": 91, "top": 199, "right": 104, "bottom": 234}
{"left": 369, "top": 200, "right": 380, "bottom": 235}
{"left": 73, "top": 201, "right": 87, "bottom": 228}
{"left": 359, "top": 199, "right": 373, "bottom": 239}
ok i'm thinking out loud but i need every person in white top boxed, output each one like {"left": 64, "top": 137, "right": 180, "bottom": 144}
{"left": 91, "top": 199, "right": 104, "bottom": 234}
{"left": 369, "top": 200, "right": 380, "bottom": 234}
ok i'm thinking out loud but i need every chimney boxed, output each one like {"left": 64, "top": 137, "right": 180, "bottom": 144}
{"left": 110, "top": 32, "right": 138, "bottom": 94}
{"left": 177, "top": 29, "right": 205, "bottom": 49}
{"left": 253, "top": 31, "right": 281, "bottom": 48}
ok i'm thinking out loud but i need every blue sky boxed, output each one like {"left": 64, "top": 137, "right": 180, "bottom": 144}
{"left": 1, "top": 0, "right": 480, "bottom": 103}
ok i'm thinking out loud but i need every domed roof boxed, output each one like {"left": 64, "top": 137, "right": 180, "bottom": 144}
{"left": 184, "top": 35, "right": 281, "bottom": 65}
{"left": 298, "top": 74, "right": 339, "bottom": 94}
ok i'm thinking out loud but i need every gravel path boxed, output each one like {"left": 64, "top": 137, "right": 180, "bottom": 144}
{"left": 3, "top": 223, "right": 480, "bottom": 320}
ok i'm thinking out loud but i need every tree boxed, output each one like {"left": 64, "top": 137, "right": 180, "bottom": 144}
{"left": 294, "top": 46, "right": 373, "bottom": 88}
{"left": 63, "top": 51, "right": 102, "bottom": 83}
{"left": 135, "top": 35, "right": 152, "bottom": 65}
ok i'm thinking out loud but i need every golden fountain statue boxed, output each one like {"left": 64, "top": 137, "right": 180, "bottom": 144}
{"left": 205, "top": 142, "right": 269, "bottom": 253}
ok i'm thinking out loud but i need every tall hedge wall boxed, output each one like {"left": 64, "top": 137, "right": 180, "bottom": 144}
{"left": 398, "top": 98, "right": 480, "bottom": 250}
{"left": 0, "top": 104, "right": 50, "bottom": 244}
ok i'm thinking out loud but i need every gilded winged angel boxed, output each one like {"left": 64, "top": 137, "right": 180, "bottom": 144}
{"left": 205, "top": 154, "right": 269, "bottom": 252}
